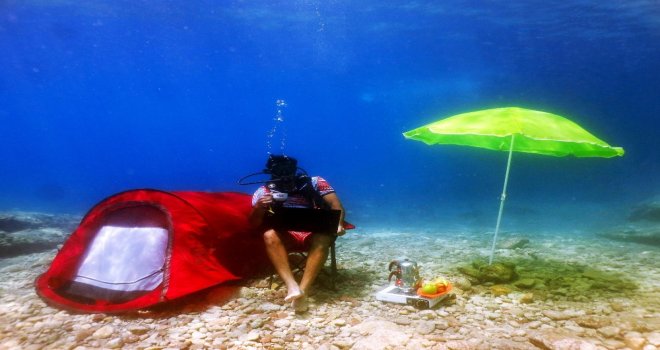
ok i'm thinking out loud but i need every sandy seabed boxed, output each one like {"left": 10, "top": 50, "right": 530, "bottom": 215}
{"left": 1, "top": 226, "right": 659, "bottom": 350}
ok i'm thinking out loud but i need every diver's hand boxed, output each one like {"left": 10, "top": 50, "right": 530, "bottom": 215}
{"left": 336, "top": 224, "right": 346, "bottom": 236}
{"left": 256, "top": 194, "right": 273, "bottom": 209}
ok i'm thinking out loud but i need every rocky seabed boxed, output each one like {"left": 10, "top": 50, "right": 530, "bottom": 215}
{"left": 1, "top": 225, "right": 659, "bottom": 350}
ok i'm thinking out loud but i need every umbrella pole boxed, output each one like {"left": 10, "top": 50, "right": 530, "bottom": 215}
{"left": 488, "top": 135, "right": 515, "bottom": 265}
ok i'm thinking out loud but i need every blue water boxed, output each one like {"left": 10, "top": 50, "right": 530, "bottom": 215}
{"left": 1, "top": 1, "right": 658, "bottom": 231}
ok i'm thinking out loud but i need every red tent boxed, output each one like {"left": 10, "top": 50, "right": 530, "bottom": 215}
{"left": 35, "top": 189, "right": 269, "bottom": 313}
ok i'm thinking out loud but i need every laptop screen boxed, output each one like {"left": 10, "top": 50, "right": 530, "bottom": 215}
{"left": 266, "top": 207, "right": 341, "bottom": 234}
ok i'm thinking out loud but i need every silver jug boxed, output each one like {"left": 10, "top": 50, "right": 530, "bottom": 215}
{"left": 388, "top": 257, "right": 422, "bottom": 293}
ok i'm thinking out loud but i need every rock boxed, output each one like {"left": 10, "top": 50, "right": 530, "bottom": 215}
{"left": 105, "top": 337, "right": 124, "bottom": 349}
{"left": 0, "top": 212, "right": 79, "bottom": 257}
{"left": 351, "top": 320, "right": 411, "bottom": 350}
{"left": 647, "top": 332, "right": 660, "bottom": 346}
{"left": 575, "top": 315, "right": 611, "bottom": 329}
{"left": 582, "top": 268, "right": 617, "bottom": 282}
{"left": 332, "top": 339, "right": 354, "bottom": 349}
{"left": 597, "top": 326, "right": 620, "bottom": 338}
{"left": 519, "top": 293, "right": 534, "bottom": 304}
{"left": 542, "top": 310, "right": 573, "bottom": 321}
{"left": 393, "top": 317, "right": 411, "bottom": 325}
{"left": 333, "top": 319, "right": 346, "bottom": 327}
{"left": 243, "top": 330, "right": 260, "bottom": 342}
{"left": 92, "top": 325, "right": 114, "bottom": 339}
{"left": 90, "top": 313, "right": 106, "bottom": 322}
{"left": 128, "top": 325, "right": 151, "bottom": 335}
{"left": 479, "top": 262, "right": 517, "bottom": 283}
{"left": 413, "top": 320, "right": 435, "bottom": 335}
{"left": 628, "top": 199, "right": 660, "bottom": 222}
{"left": 273, "top": 319, "right": 291, "bottom": 329}
{"left": 551, "top": 338, "right": 600, "bottom": 350}
{"left": 250, "top": 318, "right": 265, "bottom": 328}
{"left": 502, "top": 238, "right": 530, "bottom": 249}
{"left": 490, "top": 285, "right": 512, "bottom": 296}
{"left": 600, "top": 225, "right": 660, "bottom": 247}
{"left": 122, "top": 334, "right": 140, "bottom": 344}
{"left": 623, "top": 332, "right": 647, "bottom": 350}
{"left": 259, "top": 302, "right": 282, "bottom": 312}
{"left": 434, "top": 319, "right": 450, "bottom": 330}
{"left": 527, "top": 321, "right": 542, "bottom": 329}
{"left": 75, "top": 328, "right": 95, "bottom": 342}
{"left": 609, "top": 299, "right": 631, "bottom": 312}
{"left": 457, "top": 265, "right": 481, "bottom": 279}
{"left": 0, "top": 228, "right": 69, "bottom": 258}
{"left": 191, "top": 331, "right": 206, "bottom": 339}
{"left": 445, "top": 340, "right": 471, "bottom": 349}
{"left": 528, "top": 331, "right": 599, "bottom": 350}
{"left": 451, "top": 276, "right": 472, "bottom": 290}
{"left": 514, "top": 278, "right": 536, "bottom": 289}
{"left": 0, "top": 212, "right": 78, "bottom": 233}
{"left": 1, "top": 264, "right": 23, "bottom": 273}
{"left": 418, "top": 310, "right": 435, "bottom": 320}
{"left": 459, "top": 261, "right": 518, "bottom": 284}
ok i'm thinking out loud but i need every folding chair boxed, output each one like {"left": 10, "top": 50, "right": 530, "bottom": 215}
{"left": 269, "top": 235, "right": 340, "bottom": 290}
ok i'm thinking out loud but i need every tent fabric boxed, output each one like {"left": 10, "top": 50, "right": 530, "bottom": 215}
{"left": 35, "top": 189, "right": 269, "bottom": 313}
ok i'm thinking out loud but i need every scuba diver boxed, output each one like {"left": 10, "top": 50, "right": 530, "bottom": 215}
{"left": 241, "top": 155, "right": 347, "bottom": 312}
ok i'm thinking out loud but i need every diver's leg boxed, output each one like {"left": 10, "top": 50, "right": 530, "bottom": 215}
{"left": 263, "top": 229, "right": 302, "bottom": 301}
{"left": 292, "top": 233, "right": 332, "bottom": 312}
{"left": 299, "top": 233, "right": 332, "bottom": 293}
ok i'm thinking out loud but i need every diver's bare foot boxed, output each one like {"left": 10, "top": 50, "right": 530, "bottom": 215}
{"left": 284, "top": 289, "right": 303, "bottom": 302}
{"left": 292, "top": 295, "right": 308, "bottom": 313}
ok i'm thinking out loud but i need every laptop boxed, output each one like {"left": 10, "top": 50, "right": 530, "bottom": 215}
{"left": 266, "top": 207, "right": 341, "bottom": 234}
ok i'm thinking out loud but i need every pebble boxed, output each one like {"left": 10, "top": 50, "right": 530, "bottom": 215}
{"left": 527, "top": 321, "right": 542, "bottom": 329}
{"left": 648, "top": 333, "right": 660, "bottom": 346}
{"left": 128, "top": 325, "right": 151, "bottom": 335}
{"left": 105, "top": 337, "right": 124, "bottom": 349}
{"left": 624, "top": 332, "right": 647, "bottom": 350}
{"left": 414, "top": 320, "right": 435, "bottom": 335}
{"left": 259, "top": 302, "right": 282, "bottom": 312}
{"left": 333, "top": 319, "right": 346, "bottom": 327}
{"left": 274, "top": 319, "right": 291, "bottom": 328}
{"left": 244, "top": 330, "right": 260, "bottom": 341}
{"left": 542, "top": 310, "right": 572, "bottom": 321}
{"left": 75, "top": 328, "right": 95, "bottom": 341}
{"left": 575, "top": 315, "right": 611, "bottom": 329}
{"left": 597, "top": 326, "right": 620, "bottom": 338}
{"left": 92, "top": 325, "right": 114, "bottom": 339}
{"left": 394, "top": 317, "right": 411, "bottom": 325}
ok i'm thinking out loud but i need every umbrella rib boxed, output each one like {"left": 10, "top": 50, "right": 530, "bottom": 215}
{"left": 421, "top": 131, "right": 620, "bottom": 151}
{"left": 426, "top": 131, "right": 606, "bottom": 143}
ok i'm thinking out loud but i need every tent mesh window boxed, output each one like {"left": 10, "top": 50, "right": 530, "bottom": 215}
{"left": 58, "top": 205, "right": 171, "bottom": 304}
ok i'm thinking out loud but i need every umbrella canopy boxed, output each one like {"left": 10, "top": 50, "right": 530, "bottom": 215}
{"left": 403, "top": 107, "right": 624, "bottom": 157}
{"left": 403, "top": 107, "right": 624, "bottom": 264}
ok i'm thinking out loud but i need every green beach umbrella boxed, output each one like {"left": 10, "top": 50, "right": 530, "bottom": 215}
{"left": 403, "top": 107, "right": 624, "bottom": 264}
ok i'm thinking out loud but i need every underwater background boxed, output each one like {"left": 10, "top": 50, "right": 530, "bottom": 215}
{"left": 1, "top": 1, "right": 658, "bottom": 233}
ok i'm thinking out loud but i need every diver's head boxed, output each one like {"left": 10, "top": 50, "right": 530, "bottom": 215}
{"left": 265, "top": 154, "right": 298, "bottom": 193}
{"left": 265, "top": 154, "right": 297, "bottom": 178}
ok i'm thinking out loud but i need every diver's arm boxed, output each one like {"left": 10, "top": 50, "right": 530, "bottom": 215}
{"left": 322, "top": 192, "right": 346, "bottom": 235}
{"left": 249, "top": 194, "right": 273, "bottom": 228}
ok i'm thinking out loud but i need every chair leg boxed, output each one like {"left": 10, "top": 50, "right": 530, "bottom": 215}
{"left": 268, "top": 252, "right": 306, "bottom": 289}
{"left": 329, "top": 240, "right": 337, "bottom": 290}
